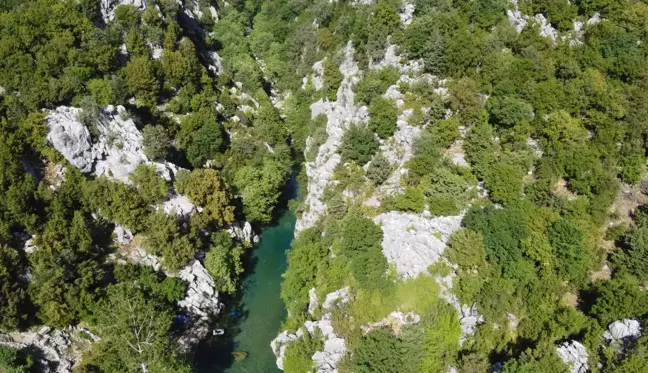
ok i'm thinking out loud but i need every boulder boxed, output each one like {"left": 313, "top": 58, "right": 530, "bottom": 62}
{"left": 557, "top": 341, "right": 589, "bottom": 373}
{"left": 45, "top": 107, "right": 96, "bottom": 173}
{"left": 162, "top": 194, "right": 200, "bottom": 218}
{"left": 602, "top": 319, "right": 642, "bottom": 343}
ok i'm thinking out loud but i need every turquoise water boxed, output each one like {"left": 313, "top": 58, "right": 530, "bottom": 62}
{"left": 196, "top": 209, "right": 295, "bottom": 372}
{"left": 225, "top": 211, "right": 294, "bottom": 373}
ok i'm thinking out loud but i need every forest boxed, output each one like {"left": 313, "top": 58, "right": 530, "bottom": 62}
{"left": 0, "top": 0, "right": 647, "bottom": 372}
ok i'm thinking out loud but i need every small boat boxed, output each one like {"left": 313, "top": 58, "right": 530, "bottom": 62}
{"left": 212, "top": 328, "right": 225, "bottom": 336}
{"left": 232, "top": 351, "right": 248, "bottom": 362}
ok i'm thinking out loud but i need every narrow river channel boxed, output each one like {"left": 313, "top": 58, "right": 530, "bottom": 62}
{"left": 196, "top": 196, "right": 296, "bottom": 372}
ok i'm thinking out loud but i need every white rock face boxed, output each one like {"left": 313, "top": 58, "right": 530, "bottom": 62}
{"left": 399, "top": 1, "right": 415, "bottom": 26}
{"left": 303, "top": 60, "right": 325, "bottom": 91}
{"left": 373, "top": 211, "right": 463, "bottom": 278}
{"left": 0, "top": 327, "right": 75, "bottom": 373}
{"left": 162, "top": 194, "right": 200, "bottom": 218}
{"left": 126, "top": 246, "right": 163, "bottom": 272}
{"left": 46, "top": 107, "right": 96, "bottom": 173}
{"left": 297, "top": 42, "right": 369, "bottom": 232}
{"left": 603, "top": 319, "right": 642, "bottom": 343}
{"left": 113, "top": 225, "right": 133, "bottom": 245}
{"left": 226, "top": 221, "right": 259, "bottom": 245}
{"left": 272, "top": 287, "right": 351, "bottom": 372}
{"left": 507, "top": 10, "right": 528, "bottom": 33}
{"left": 177, "top": 260, "right": 223, "bottom": 319}
{"left": 534, "top": 14, "right": 559, "bottom": 41}
{"left": 46, "top": 105, "right": 178, "bottom": 184}
{"left": 370, "top": 44, "right": 423, "bottom": 73}
{"left": 378, "top": 108, "right": 420, "bottom": 194}
{"left": 557, "top": 341, "right": 589, "bottom": 373}
{"left": 101, "top": 0, "right": 146, "bottom": 23}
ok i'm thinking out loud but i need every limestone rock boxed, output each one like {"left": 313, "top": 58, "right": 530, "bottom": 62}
{"left": 0, "top": 327, "right": 75, "bottom": 373}
{"left": 177, "top": 260, "right": 222, "bottom": 319}
{"left": 297, "top": 42, "right": 368, "bottom": 233}
{"left": 557, "top": 341, "right": 589, "bottom": 373}
{"left": 46, "top": 105, "right": 179, "bottom": 184}
{"left": 602, "top": 319, "right": 642, "bottom": 343}
{"left": 162, "top": 194, "right": 200, "bottom": 218}
{"left": 45, "top": 107, "right": 95, "bottom": 173}
{"left": 399, "top": 1, "right": 415, "bottom": 26}
{"left": 362, "top": 311, "right": 421, "bottom": 333}
{"left": 101, "top": 0, "right": 146, "bottom": 23}
{"left": 308, "top": 288, "right": 319, "bottom": 316}
{"left": 226, "top": 221, "right": 259, "bottom": 245}
{"left": 271, "top": 287, "right": 351, "bottom": 372}
{"left": 113, "top": 225, "right": 133, "bottom": 245}
{"left": 373, "top": 211, "right": 463, "bottom": 278}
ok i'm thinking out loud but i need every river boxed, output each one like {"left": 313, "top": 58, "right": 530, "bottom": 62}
{"left": 195, "top": 208, "right": 295, "bottom": 373}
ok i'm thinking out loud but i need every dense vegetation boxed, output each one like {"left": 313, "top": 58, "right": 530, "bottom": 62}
{"left": 1, "top": 0, "right": 648, "bottom": 371}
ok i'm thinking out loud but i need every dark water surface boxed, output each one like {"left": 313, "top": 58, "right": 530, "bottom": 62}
{"left": 196, "top": 210, "right": 295, "bottom": 373}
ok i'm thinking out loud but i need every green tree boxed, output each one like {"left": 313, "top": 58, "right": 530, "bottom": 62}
{"left": 233, "top": 159, "right": 289, "bottom": 224}
{"left": 340, "top": 124, "right": 379, "bottom": 165}
{"left": 129, "top": 164, "right": 168, "bottom": 205}
{"left": 0, "top": 245, "right": 27, "bottom": 331}
{"left": 90, "top": 283, "right": 190, "bottom": 373}
{"left": 205, "top": 232, "right": 245, "bottom": 294}
{"left": 367, "top": 153, "right": 391, "bottom": 185}
{"left": 323, "top": 59, "right": 343, "bottom": 100}
{"left": 142, "top": 125, "right": 170, "bottom": 161}
{"left": 281, "top": 228, "right": 327, "bottom": 315}
{"left": 186, "top": 121, "right": 226, "bottom": 167}
{"left": 368, "top": 97, "right": 398, "bottom": 139}
{"left": 484, "top": 163, "right": 525, "bottom": 205}
{"left": 124, "top": 56, "right": 160, "bottom": 108}
{"left": 175, "top": 169, "right": 235, "bottom": 227}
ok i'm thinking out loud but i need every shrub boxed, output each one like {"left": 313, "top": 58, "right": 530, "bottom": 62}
{"left": 366, "top": 153, "right": 391, "bottom": 185}
{"left": 340, "top": 124, "right": 379, "bottom": 165}
{"left": 368, "top": 97, "right": 398, "bottom": 139}
{"left": 355, "top": 67, "right": 400, "bottom": 105}
{"left": 142, "top": 125, "right": 170, "bottom": 161}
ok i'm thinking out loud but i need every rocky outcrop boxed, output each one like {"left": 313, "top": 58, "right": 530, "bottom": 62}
{"left": 161, "top": 194, "right": 200, "bottom": 218}
{"left": 0, "top": 327, "right": 78, "bottom": 373}
{"left": 177, "top": 260, "right": 223, "bottom": 319}
{"left": 361, "top": 311, "right": 421, "bottom": 333}
{"left": 226, "top": 221, "right": 260, "bottom": 245}
{"left": 557, "top": 341, "right": 589, "bottom": 373}
{"left": 373, "top": 211, "right": 463, "bottom": 278}
{"left": 297, "top": 42, "right": 369, "bottom": 232}
{"left": 46, "top": 105, "right": 179, "bottom": 184}
{"left": 399, "top": 1, "right": 415, "bottom": 26}
{"left": 602, "top": 319, "right": 642, "bottom": 343}
{"left": 100, "top": 0, "right": 146, "bottom": 23}
{"left": 508, "top": 6, "right": 602, "bottom": 46}
{"left": 272, "top": 287, "right": 351, "bottom": 372}
{"left": 46, "top": 107, "right": 96, "bottom": 173}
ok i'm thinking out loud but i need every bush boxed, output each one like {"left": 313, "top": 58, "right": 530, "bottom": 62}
{"left": 394, "top": 187, "right": 426, "bottom": 213}
{"left": 129, "top": 164, "right": 168, "bottom": 205}
{"left": 366, "top": 153, "right": 391, "bottom": 185}
{"left": 484, "top": 163, "right": 525, "bottom": 205}
{"left": 323, "top": 59, "right": 343, "bottom": 100}
{"left": 186, "top": 121, "right": 226, "bottom": 167}
{"left": 368, "top": 97, "right": 398, "bottom": 139}
{"left": 142, "top": 125, "right": 170, "bottom": 161}
{"left": 355, "top": 67, "right": 400, "bottom": 105}
{"left": 340, "top": 124, "right": 379, "bottom": 165}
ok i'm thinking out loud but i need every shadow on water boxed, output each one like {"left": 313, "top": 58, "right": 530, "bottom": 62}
{"left": 194, "top": 176, "right": 298, "bottom": 373}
